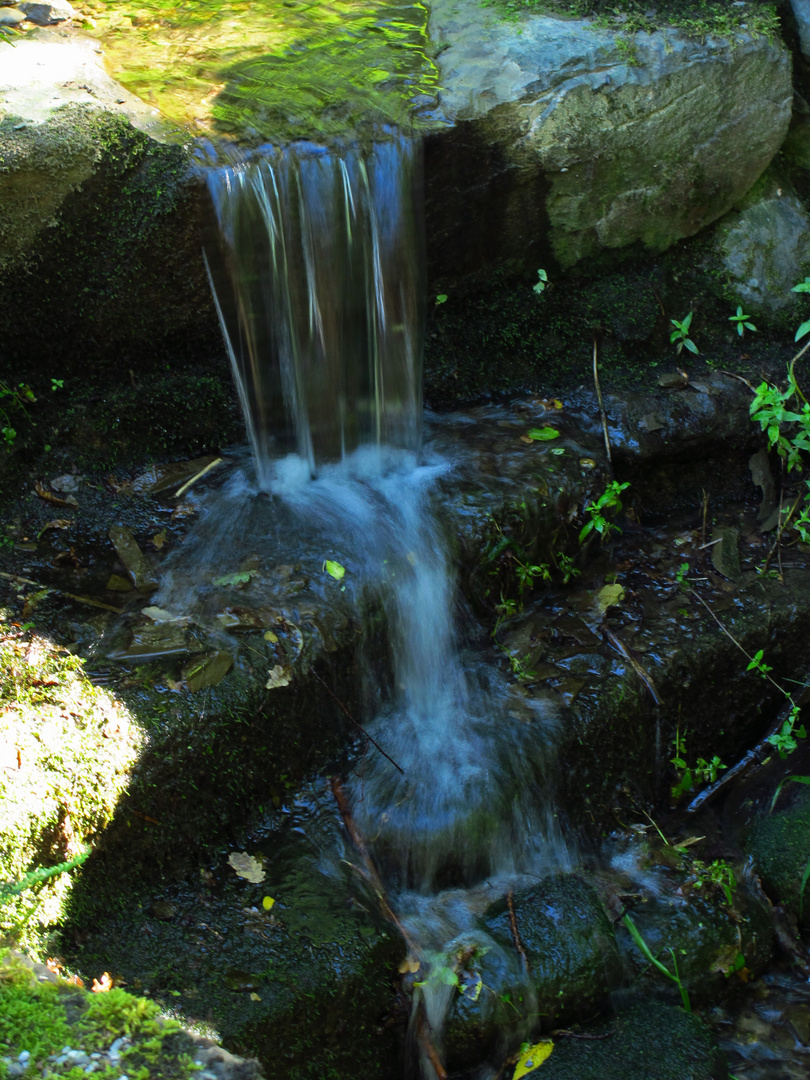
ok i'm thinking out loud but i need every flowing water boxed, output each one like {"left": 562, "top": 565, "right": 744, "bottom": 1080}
{"left": 181, "top": 132, "right": 569, "bottom": 1074}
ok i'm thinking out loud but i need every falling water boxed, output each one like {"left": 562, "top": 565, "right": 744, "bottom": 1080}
{"left": 198, "top": 132, "right": 569, "bottom": 1076}
{"left": 205, "top": 136, "right": 424, "bottom": 483}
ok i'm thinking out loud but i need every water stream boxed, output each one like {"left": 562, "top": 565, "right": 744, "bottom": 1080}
{"left": 197, "top": 133, "right": 570, "bottom": 1074}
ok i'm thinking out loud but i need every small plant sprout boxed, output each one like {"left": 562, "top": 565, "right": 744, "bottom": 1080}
{"left": 622, "top": 914, "right": 691, "bottom": 1012}
{"left": 670, "top": 312, "right": 698, "bottom": 355}
{"left": 579, "top": 480, "right": 630, "bottom": 543}
{"left": 533, "top": 269, "right": 548, "bottom": 294}
{"left": 435, "top": 293, "right": 447, "bottom": 305}
{"left": 729, "top": 305, "right": 756, "bottom": 337}
{"left": 792, "top": 277, "right": 810, "bottom": 342}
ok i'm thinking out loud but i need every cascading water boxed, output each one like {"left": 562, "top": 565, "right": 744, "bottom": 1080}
{"left": 189, "top": 132, "right": 571, "bottom": 1076}
{"left": 205, "top": 137, "right": 424, "bottom": 482}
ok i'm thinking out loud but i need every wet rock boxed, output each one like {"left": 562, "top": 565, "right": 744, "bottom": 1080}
{"left": 182, "top": 649, "right": 234, "bottom": 692}
{"left": 529, "top": 1002, "right": 726, "bottom": 1080}
{"left": 17, "top": 0, "right": 76, "bottom": 23}
{"left": 485, "top": 875, "right": 621, "bottom": 1023}
{"left": 713, "top": 169, "right": 810, "bottom": 312}
{"left": 426, "top": 0, "right": 791, "bottom": 281}
{"left": 0, "top": 8, "right": 24, "bottom": 24}
{"left": 108, "top": 525, "right": 158, "bottom": 592}
{"left": 619, "top": 887, "right": 773, "bottom": 1005}
{"left": 711, "top": 527, "right": 741, "bottom": 581}
{"left": 744, "top": 787, "right": 810, "bottom": 922}
{"left": 791, "top": 0, "right": 810, "bottom": 60}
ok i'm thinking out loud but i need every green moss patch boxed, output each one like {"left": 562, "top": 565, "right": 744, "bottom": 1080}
{"left": 0, "top": 952, "right": 202, "bottom": 1080}
{"left": 0, "top": 623, "right": 141, "bottom": 956}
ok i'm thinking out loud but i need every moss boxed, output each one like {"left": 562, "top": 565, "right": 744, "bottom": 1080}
{"left": 0, "top": 952, "right": 202, "bottom": 1080}
{"left": 484, "top": 0, "right": 780, "bottom": 42}
{"left": 745, "top": 787, "right": 810, "bottom": 920}
{"left": 0, "top": 624, "right": 141, "bottom": 957}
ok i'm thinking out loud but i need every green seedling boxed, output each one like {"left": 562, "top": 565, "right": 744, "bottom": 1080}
{"left": 670, "top": 312, "right": 698, "bottom": 355}
{"left": 792, "top": 277, "right": 810, "bottom": 342}
{"left": 533, "top": 268, "right": 548, "bottom": 294}
{"left": 579, "top": 480, "right": 630, "bottom": 543}
{"left": 729, "top": 305, "right": 756, "bottom": 337}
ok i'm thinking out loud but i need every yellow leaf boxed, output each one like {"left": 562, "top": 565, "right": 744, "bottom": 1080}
{"left": 264, "top": 630, "right": 278, "bottom": 643}
{"left": 262, "top": 896, "right": 275, "bottom": 911}
{"left": 249, "top": 992, "right": 261, "bottom": 1001}
{"left": 228, "top": 852, "right": 266, "bottom": 883}
{"left": 324, "top": 560, "right": 345, "bottom": 580}
{"left": 596, "top": 583, "right": 625, "bottom": 614}
{"left": 513, "top": 1040, "right": 553, "bottom": 1079}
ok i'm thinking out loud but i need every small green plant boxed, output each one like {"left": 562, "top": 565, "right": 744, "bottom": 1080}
{"left": 674, "top": 561, "right": 690, "bottom": 590}
{"left": 0, "top": 381, "right": 36, "bottom": 448}
{"left": 670, "top": 730, "right": 726, "bottom": 799}
{"left": 622, "top": 913, "right": 691, "bottom": 1012}
{"left": 749, "top": 366, "right": 810, "bottom": 474}
{"left": 745, "top": 649, "right": 807, "bottom": 758}
{"left": 729, "top": 305, "right": 756, "bottom": 337}
{"left": 692, "top": 858, "right": 737, "bottom": 907}
{"left": 50, "top": 378, "right": 64, "bottom": 392}
{"left": 579, "top": 480, "right": 630, "bottom": 543}
{"left": 435, "top": 293, "right": 447, "bottom": 305}
{"left": 670, "top": 312, "right": 698, "bottom": 355}
{"left": 556, "top": 551, "right": 580, "bottom": 583}
{"left": 792, "top": 277, "right": 810, "bottom": 342}
{"left": 533, "top": 268, "right": 548, "bottom": 294}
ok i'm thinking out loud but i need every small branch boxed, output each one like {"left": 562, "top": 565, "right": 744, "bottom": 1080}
{"left": 174, "top": 457, "right": 223, "bottom": 498}
{"left": 601, "top": 624, "right": 662, "bottom": 706}
{"left": 312, "top": 669, "right": 403, "bottom": 774}
{"left": 761, "top": 489, "right": 804, "bottom": 576}
{"left": 506, "top": 890, "right": 530, "bottom": 975}
{"left": 684, "top": 694, "right": 800, "bottom": 815}
{"left": 593, "top": 336, "right": 612, "bottom": 464}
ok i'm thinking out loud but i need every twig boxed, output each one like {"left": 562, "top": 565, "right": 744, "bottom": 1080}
{"left": 701, "top": 490, "right": 708, "bottom": 548}
{"left": 312, "top": 669, "right": 403, "bottom": 774}
{"left": 593, "top": 336, "right": 612, "bottom": 464}
{"left": 0, "top": 572, "right": 124, "bottom": 615}
{"left": 174, "top": 457, "right": 223, "bottom": 498}
{"left": 329, "top": 777, "right": 411, "bottom": 943}
{"left": 416, "top": 1015, "right": 448, "bottom": 1080}
{"left": 762, "top": 489, "right": 804, "bottom": 576}
{"left": 601, "top": 625, "right": 662, "bottom": 706}
{"left": 684, "top": 694, "right": 800, "bottom": 815}
{"left": 506, "top": 890, "right": 530, "bottom": 975}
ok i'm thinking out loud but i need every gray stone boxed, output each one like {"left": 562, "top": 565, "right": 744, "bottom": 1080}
{"left": 715, "top": 171, "right": 810, "bottom": 311}
{"left": 790, "top": 0, "right": 810, "bottom": 59}
{"left": 426, "top": 0, "right": 792, "bottom": 280}
{"left": 0, "top": 8, "right": 24, "bottom": 25}
{"left": 17, "top": 0, "right": 76, "bottom": 23}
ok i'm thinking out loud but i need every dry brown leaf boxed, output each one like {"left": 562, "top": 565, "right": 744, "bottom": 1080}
{"left": 34, "top": 482, "right": 78, "bottom": 508}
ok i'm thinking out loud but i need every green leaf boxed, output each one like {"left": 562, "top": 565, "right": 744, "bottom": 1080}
{"left": 795, "top": 319, "right": 810, "bottom": 342}
{"left": 792, "top": 278, "right": 810, "bottom": 293}
{"left": 435, "top": 293, "right": 447, "bottom": 304}
{"left": 527, "top": 427, "right": 560, "bottom": 441}
{"left": 212, "top": 571, "right": 253, "bottom": 587}
{"left": 684, "top": 338, "right": 699, "bottom": 355}
{"left": 324, "top": 559, "right": 345, "bottom": 580}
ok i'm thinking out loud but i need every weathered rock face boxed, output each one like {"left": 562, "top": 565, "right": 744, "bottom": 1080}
{"left": 425, "top": 1, "right": 793, "bottom": 283}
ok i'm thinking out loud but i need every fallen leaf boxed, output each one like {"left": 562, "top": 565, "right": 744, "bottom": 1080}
{"left": 526, "top": 427, "right": 560, "bottom": 442}
{"left": 152, "top": 529, "right": 167, "bottom": 550}
{"left": 513, "top": 1040, "right": 553, "bottom": 1079}
{"left": 228, "top": 852, "right": 266, "bottom": 884}
{"left": 141, "top": 607, "right": 178, "bottom": 623}
{"left": 264, "top": 630, "right": 279, "bottom": 643}
{"left": 37, "top": 519, "right": 73, "bottom": 539}
{"left": 323, "top": 560, "right": 345, "bottom": 580}
{"left": 35, "top": 482, "right": 78, "bottom": 508}
{"left": 266, "top": 665, "right": 292, "bottom": 689}
{"left": 596, "top": 583, "right": 625, "bottom": 614}
{"left": 398, "top": 956, "right": 421, "bottom": 974}
{"left": 91, "top": 972, "right": 114, "bottom": 993}
{"left": 249, "top": 992, "right": 261, "bottom": 1001}
{"left": 183, "top": 650, "right": 233, "bottom": 692}
{"left": 262, "top": 896, "right": 275, "bottom": 911}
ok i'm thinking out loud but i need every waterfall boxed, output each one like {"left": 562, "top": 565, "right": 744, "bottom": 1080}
{"left": 199, "top": 132, "right": 569, "bottom": 1077}
{"left": 205, "top": 136, "right": 424, "bottom": 484}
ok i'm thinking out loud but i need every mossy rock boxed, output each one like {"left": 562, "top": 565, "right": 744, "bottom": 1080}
{"left": 618, "top": 886, "right": 773, "bottom": 1006}
{"left": 485, "top": 875, "right": 622, "bottom": 1025}
{"left": 528, "top": 1001, "right": 727, "bottom": 1080}
{"left": 745, "top": 786, "right": 810, "bottom": 921}
{"left": 0, "top": 626, "right": 141, "bottom": 957}
{"left": 0, "top": 950, "right": 237, "bottom": 1080}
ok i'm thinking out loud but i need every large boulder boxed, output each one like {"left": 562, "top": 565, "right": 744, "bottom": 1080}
{"left": 425, "top": 1, "right": 793, "bottom": 284}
